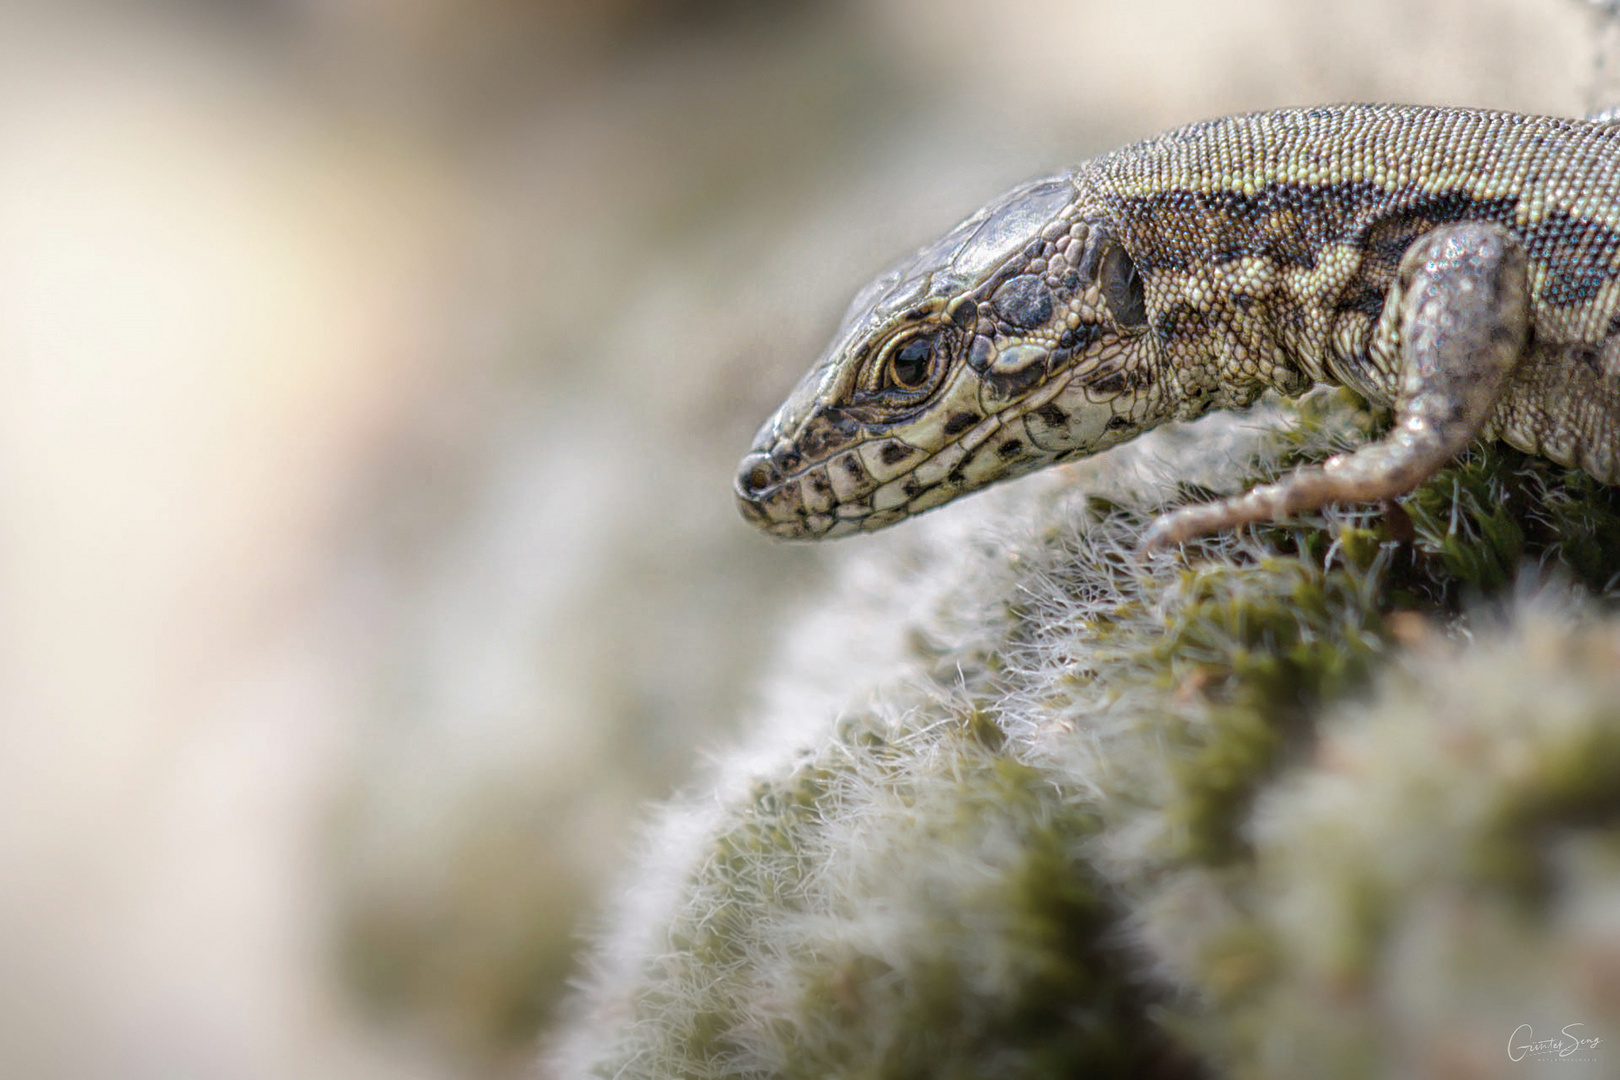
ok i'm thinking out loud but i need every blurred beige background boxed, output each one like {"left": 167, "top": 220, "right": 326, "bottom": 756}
{"left": 0, "top": 1, "right": 1604, "bottom": 1077}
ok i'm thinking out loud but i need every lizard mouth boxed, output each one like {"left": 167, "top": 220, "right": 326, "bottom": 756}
{"left": 734, "top": 450, "right": 874, "bottom": 539}
{"left": 734, "top": 422, "right": 1038, "bottom": 541}
{"left": 735, "top": 362, "right": 1119, "bottom": 539}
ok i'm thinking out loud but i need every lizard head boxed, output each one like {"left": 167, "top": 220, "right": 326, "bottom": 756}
{"left": 736, "top": 170, "right": 1160, "bottom": 539}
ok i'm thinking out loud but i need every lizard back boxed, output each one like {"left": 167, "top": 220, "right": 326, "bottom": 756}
{"left": 1088, "top": 105, "right": 1620, "bottom": 480}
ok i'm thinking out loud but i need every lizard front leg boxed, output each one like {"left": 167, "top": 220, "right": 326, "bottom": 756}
{"left": 1141, "top": 222, "right": 1531, "bottom": 550}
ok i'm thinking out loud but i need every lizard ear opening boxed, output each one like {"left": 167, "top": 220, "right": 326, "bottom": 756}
{"left": 1099, "top": 241, "right": 1148, "bottom": 330}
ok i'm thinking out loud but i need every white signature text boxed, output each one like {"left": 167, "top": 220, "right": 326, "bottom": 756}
{"left": 1508, "top": 1024, "right": 1603, "bottom": 1062}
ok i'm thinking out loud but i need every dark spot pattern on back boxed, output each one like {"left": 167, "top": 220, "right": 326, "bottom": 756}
{"left": 1524, "top": 209, "right": 1620, "bottom": 305}
{"left": 1359, "top": 191, "right": 1520, "bottom": 270}
{"left": 1119, "top": 182, "right": 1367, "bottom": 272}
{"left": 1119, "top": 180, "right": 1620, "bottom": 310}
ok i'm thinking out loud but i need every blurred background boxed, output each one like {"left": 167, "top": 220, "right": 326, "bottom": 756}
{"left": 0, "top": 0, "right": 1604, "bottom": 1077}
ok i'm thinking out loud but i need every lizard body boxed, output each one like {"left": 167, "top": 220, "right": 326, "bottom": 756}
{"left": 734, "top": 105, "right": 1620, "bottom": 547}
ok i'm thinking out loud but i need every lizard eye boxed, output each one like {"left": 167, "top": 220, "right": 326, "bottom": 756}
{"left": 886, "top": 336, "right": 936, "bottom": 390}
{"left": 856, "top": 329, "right": 954, "bottom": 408}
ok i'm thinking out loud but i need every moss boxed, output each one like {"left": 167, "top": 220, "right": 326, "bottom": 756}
{"left": 1470, "top": 673, "right": 1620, "bottom": 904}
{"left": 552, "top": 391, "right": 1620, "bottom": 1079}
{"left": 573, "top": 689, "right": 1208, "bottom": 1079}
{"left": 1144, "top": 557, "right": 1387, "bottom": 865}
{"left": 1213, "top": 618, "right": 1620, "bottom": 1077}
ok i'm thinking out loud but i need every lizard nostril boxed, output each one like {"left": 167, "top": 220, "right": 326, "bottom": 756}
{"left": 737, "top": 455, "right": 780, "bottom": 499}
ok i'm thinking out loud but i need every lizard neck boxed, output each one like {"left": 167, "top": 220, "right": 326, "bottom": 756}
{"left": 1109, "top": 201, "right": 1410, "bottom": 410}
{"left": 1134, "top": 258, "right": 1320, "bottom": 413}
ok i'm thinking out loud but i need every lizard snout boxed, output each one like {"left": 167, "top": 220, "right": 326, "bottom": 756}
{"left": 735, "top": 451, "right": 780, "bottom": 503}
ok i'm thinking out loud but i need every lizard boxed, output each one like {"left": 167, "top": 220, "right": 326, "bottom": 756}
{"left": 732, "top": 104, "right": 1620, "bottom": 550}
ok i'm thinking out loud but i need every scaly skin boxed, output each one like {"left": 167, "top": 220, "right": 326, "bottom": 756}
{"left": 734, "top": 105, "right": 1620, "bottom": 548}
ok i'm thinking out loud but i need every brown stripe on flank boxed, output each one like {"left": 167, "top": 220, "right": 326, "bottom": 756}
{"left": 1117, "top": 180, "right": 1620, "bottom": 309}
{"left": 1117, "top": 181, "right": 1380, "bottom": 273}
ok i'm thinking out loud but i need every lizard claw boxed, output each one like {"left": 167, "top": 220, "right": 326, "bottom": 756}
{"left": 1136, "top": 514, "right": 1186, "bottom": 554}
{"left": 1136, "top": 495, "right": 1268, "bottom": 553}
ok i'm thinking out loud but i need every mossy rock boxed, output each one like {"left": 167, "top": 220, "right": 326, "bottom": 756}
{"left": 550, "top": 392, "right": 1620, "bottom": 1079}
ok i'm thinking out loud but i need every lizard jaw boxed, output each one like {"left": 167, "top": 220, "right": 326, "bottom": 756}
{"left": 735, "top": 373, "right": 1134, "bottom": 539}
